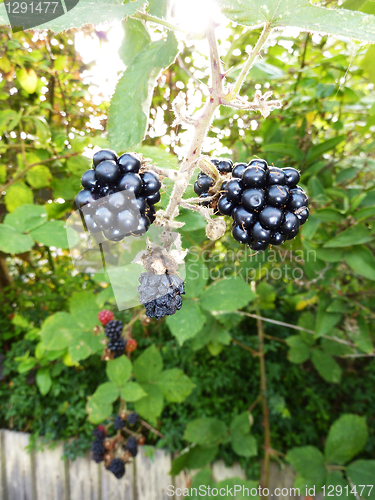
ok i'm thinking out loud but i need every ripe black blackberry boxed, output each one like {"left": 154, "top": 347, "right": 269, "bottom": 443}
{"left": 107, "top": 458, "right": 126, "bottom": 479}
{"left": 108, "top": 338, "right": 126, "bottom": 358}
{"left": 127, "top": 412, "right": 139, "bottom": 425}
{"left": 217, "top": 158, "right": 309, "bottom": 251}
{"left": 193, "top": 158, "right": 233, "bottom": 211}
{"left": 91, "top": 438, "right": 105, "bottom": 463}
{"left": 76, "top": 150, "right": 161, "bottom": 242}
{"left": 104, "top": 320, "right": 123, "bottom": 340}
{"left": 114, "top": 415, "right": 125, "bottom": 431}
{"left": 138, "top": 272, "right": 185, "bottom": 319}
{"left": 92, "top": 426, "right": 106, "bottom": 440}
{"left": 126, "top": 436, "right": 138, "bottom": 457}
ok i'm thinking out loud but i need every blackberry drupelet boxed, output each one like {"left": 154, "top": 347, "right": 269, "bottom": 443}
{"left": 217, "top": 158, "right": 309, "bottom": 251}
{"left": 107, "top": 458, "right": 126, "bottom": 479}
{"left": 76, "top": 150, "right": 161, "bottom": 242}
{"left": 138, "top": 272, "right": 185, "bottom": 319}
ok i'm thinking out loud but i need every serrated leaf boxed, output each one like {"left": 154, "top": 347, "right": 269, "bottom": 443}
{"left": 190, "top": 313, "right": 231, "bottom": 352}
{"left": 200, "top": 277, "right": 256, "bottom": 312}
{"left": 69, "top": 330, "right": 104, "bottom": 363}
{"left": 4, "top": 204, "right": 47, "bottom": 233}
{"left": 133, "top": 344, "right": 163, "bottom": 383}
{"left": 324, "top": 224, "right": 375, "bottom": 248}
{"left": 286, "top": 335, "right": 311, "bottom": 363}
{"left": 108, "top": 31, "right": 178, "bottom": 151}
{"left": 93, "top": 382, "right": 119, "bottom": 404}
{"left": 36, "top": 368, "right": 52, "bottom": 396}
{"left": 4, "top": 182, "right": 33, "bottom": 213}
{"left": 232, "top": 433, "right": 257, "bottom": 458}
{"left": 120, "top": 17, "right": 151, "bottom": 66}
{"left": 286, "top": 446, "right": 326, "bottom": 488}
{"left": 345, "top": 245, "right": 375, "bottom": 280}
{"left": 218, "top": 0, "right": 375, "bottom": 42}
{"left": 166, "top": 300, "right": 206, "bottom": 345}
{"left": 40, "top": 312, "right": 80, "bottom": 351}
{"left": 325, "top": 414, "right": 368, "bottom": 464}
{"left": 231, "top": 412, "right": 251, "bottom": 434}
{"left": 184, "top": 418, "right": 228, "bottom": 446}
{"left": 0, "top": 224, "right": 34, "bottom": 254}
{"left": 121, "top": 382, "right": 147, "bottom": 402}
{"left": 30, "top": 220, "right": 71, "bottom": 248}
{"left": 106, "top": 356, "right": 132, "bottom": 386}
{"left": 156, "top": 368, "right": 195, "bottom": 403}
{"left": 87, "top": 396, "right": 112, "bottom": 425}
{"left": 315, "top": 296, "right": 342, "bottom": 337}
{"left": 134, "top": 383, "right": 164, "bottom": 426}
{"left": 346, "top": 460, "right": 375, "bottom": 500}
{"left": 311, "top": 350, "right": 342, "bottom": 383}
{"left": 26, "top": 165, "right": 52, "bottom": 189}
{"left": 69, "top": 292, "right": 100, "bottom": 331}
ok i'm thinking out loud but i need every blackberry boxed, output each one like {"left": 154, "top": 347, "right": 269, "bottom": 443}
{"left": 92, "top": 426, "right": 106, "bottom": 440}
{"left": 107, "top": 458, "right": 125, "bottom": 479}
{"left": 127, "top": 412, "right": 139, "bottom": 425}
{"left": 217, "top": 158, "right": 308, "bottom": 251}
{"left": 126, "top": 436, "right": 138, "bottom": 457}
{"left": 138, "top": 272, "right": 185, "bottom": 319}
{"left": 91, "top": 438, "right": 105, "bottom": 463}
{"left": 193, "top": 158, "right": 234, "bottom": 210}
{"left": 108, "top": 338, "right": 126, "bottom": 358}
{"left": 105, "top": 320, "right": 123, "bottom": 340}
{"left": 76, "top": 150, "right": 161, "bottom": 241}
{"left": 114, "top": 415, "right": 125, "bottom": 431}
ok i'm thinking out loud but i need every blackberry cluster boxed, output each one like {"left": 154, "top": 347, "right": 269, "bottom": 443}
{"left": 76, "top": 149, "right": 160, "bottom": 241}
{"left": 113, "top": 415, "right": 125, "bottom": 431}
{"left": 126, "top": 437, "right": 138, "bottom": 457}
{"left": 105, "top": 320, "right": 126, "bottom": 358}
{"left": 107, "top": 458, "right": 126, "bottom": 479}
{"left": 193, "top": 158, "right": 233, "bottom": 209}
{"left": 138, "top": 272, "right": 185, "bottom": 319}
{"left": 91, "top": 429, "right": 106, "bottom": 463}
{"left": 217, "top": 159, "right": 309, "bottom": 251}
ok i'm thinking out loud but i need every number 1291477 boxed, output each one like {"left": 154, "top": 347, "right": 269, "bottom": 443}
{"left": 5, "top": 2, "right": 60, "bottom": 14}
{"left": 322, "top": 485, "right": 373, "bottom": 497}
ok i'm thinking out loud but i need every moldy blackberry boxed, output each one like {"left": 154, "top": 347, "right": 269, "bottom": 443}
{"left": 138, "top": 272, "right": 185, "bottom": 319}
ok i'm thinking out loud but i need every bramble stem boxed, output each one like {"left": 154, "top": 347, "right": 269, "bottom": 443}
{"left": 226, "top": 24, "right": 272, "bottom": 101}
{"left": 133, "top": 12, "right": 188, "bottom": 34}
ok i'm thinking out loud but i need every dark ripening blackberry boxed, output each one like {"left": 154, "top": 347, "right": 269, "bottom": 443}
{"left": 107, "top": 458, "right": 126, "bottom": 479}
{"left": 127, "top": 412, "right": 139, "bottom": 425}
{"left": 76, "top": 150, "right": 161, "bottom": 242}
{"left": 218, "top": 158, "right": 309, "bottom": 251}
{"left": 92, "top": 427, "right": 106, "bottom": 440}
{"left": 105, "top": 320, "right": 123, "bottom": 340}
{"left": 193, "top": 158, "right": 233, "bottom": 210}
{"left": 91, "top": 438, "right": 105, "bottom": 463}
{"left": 114, "top": 415, "right": 125, "bottom": 431}
{"left": 108, "top": 338, "right": 126, "bottom": 358}
{"left": 138, "top": 272, "right": 185, "bottom": 320}
{"left": 126, "top": 436, "right": 138, "bottom": 457}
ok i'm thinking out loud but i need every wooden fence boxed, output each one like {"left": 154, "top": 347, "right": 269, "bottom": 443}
{"left": 0, "top": 429, "right": 310, "bottom": 500}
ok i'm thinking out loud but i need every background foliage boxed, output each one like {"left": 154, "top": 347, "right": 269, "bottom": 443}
{"left": 0, "top": 0, "right": 375, "bottom": 492}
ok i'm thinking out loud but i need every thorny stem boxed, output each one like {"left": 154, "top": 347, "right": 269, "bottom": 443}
{"left": 226, "top": 24, "right": 273, "bottom": 101}
{"left": 140, "top": 419, "right": 166, "bottom": 439}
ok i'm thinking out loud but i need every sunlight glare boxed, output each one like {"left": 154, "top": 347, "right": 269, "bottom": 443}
{"left": 171, "top": 0, "right": 221, "bottom": 34}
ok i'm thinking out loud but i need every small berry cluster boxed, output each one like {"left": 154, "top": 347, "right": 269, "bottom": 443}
{"left": 98, "top": 310, "right": 138, "bottom": 358}
{"left": 91, "top": 412, "right": 143, "bottom": 480}
{"left": 193, "top": 158, "right": 233, "bottom": 210}
{"left": 76, "top": 149, "right": 161, "bottom": 241}
{"left": 138, "top": 272, "right": 185, "bottom": 320}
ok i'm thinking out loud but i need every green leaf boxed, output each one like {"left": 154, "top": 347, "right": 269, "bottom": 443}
{"left": 4, "top": 204, "right": 47, "bottom": 233}
{"left": 93, "top": 382, "right": 120, "bottom": 404}
{"left": 87, "top": 396, "right": 112, "bottom": 425}
{"left": 156, "top": 369, "right": 196, "bottom": 403}
{"left": 4, "top": 182, "right": 33, "bottom": 213}
{"left": 30, "top": 221, "right": 70, "bottom": 249}
{"left": 346, "top": 461, "right": 375, "bottom": 500}
{"left": 26, "top": 165, "right": 52, "bottom": 189}
{"left": 325, "top": 414, "right": 368, "bottom": 464}
{"left": 106, "top": 356, "right": 132, "bottom": 387}
{"left": 321, "top": 330, "right": 353, "bottom": 357}
{"left": 286, "top": 336, "right": 311, "bottom": 364}
{"left": 17, "top": 68, "right": 37, "bottom": 94}
{"left": 306, "top": 136, "right": 346, "bottom": 165}
{"left": 311, "top": 350, "right": 342, "bottom": 384}
{"left": 134, "top": 383, "right": 164, "bottom": 426}
{"left": 170, "top": 446, "right": 218, "bottom": 476}
{"left": 190, "top": 314, "right": 231, "bottom": 352}
{"left": 315, "top": 296, "right": 342, "bottom": 337}
{"left": 121, "top": 382, "right": 147, "bottom": 402}
{"left": 40, "top": 312, "right": 80, "bottom": 351}
{"left": 137, "top": 145, "right": 179, "bottom": 170}
{"left": 324, "top": 472, "right": 352, "bottom": 500}
{"left": 36, "top": 368, "right": 52, "bottom": 396}
{"left": 147, "top": 0, "right": 170, "bottom": 18}
{"left": 231, "top": 412, "right": 251, "bottom": 434}
{"left": 69, "top": 292, "right": 100, "bottom": 331}
{"left": 344, "top": 245, "right": 375, "bottom": 280}
{"left": 27, "top": 0, "right": 146, "bottom": 32}
{"left": 184, "top": 418, "right": 228, "bottom": 446}
{"left": 324, "top": 224, "right": 375, "bottom": 248}
{"left": 352, "top": 315, "right": 373, "bottom": 354}
{"left": 199, "top": 277, "right": 256, "bottom": 312}
{"left": 184, "top": 257, "right": 209, "bottom": 299}
{"left": 219, "top": 1, "right": 375, "bottom": 42}
{"left": 314, "top": 208, "right": 346, "bottom": 223}
{"left": 262, "top": 143, "right": 304, "bottom": 162}
{"left": 231, "top": 434, "right": 257, "bottom": 458}
{"left": 108, "top": 31, "right": 178, "bottom": 151}
{"left": 69, "top": 330, "right": 104, "bottom": 363}
{"left": 286, "top": 446, "right": 326, "bottom": 488}
{"left": 133, "top": 344, "right": 163, "bottom": 383}
{"left": 0, "top": 224, "right": 34, "bottom": 254}
{"left": 51, "top": 176, "right": 81, "bottom": 200}
{"left": 166, "top": 300, "right": 206, "bottom": 345}
{"left": 119, "top": 17, "right": 151, "bottom": 66}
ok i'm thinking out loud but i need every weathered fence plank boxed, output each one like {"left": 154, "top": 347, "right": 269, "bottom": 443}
{"left": 68, "top": 453, "right": 100, "bottom": 500}
{"left": 3, "top": 430, "right": 33, "bottom": 500}
{"left": 101, "top": 460, "right": 134, "bottom": 500}
{"left": 34, "top": 442, "right": 67, "bottom": 500}
{"left": 135, "top": 447, "right": 172, "bottom": 500}
{"left": 0, "top": 430, "right": 5, "bottom": 500}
